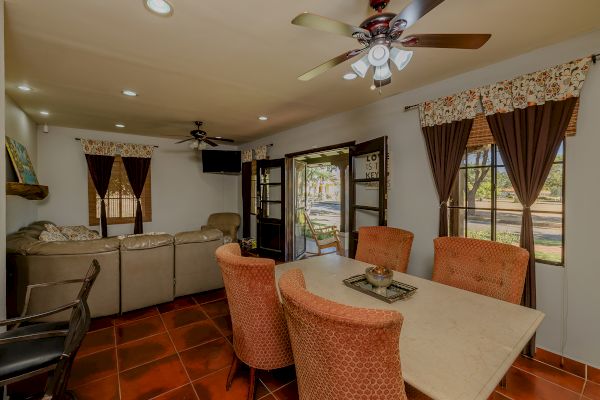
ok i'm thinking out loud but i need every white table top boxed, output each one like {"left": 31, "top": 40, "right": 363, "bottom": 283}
{"left": 275, "top": 254, "right": 544, "bottom": 400}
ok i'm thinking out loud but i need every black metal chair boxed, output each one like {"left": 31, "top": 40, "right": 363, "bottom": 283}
{"left": 0, "top": 260, "right": 101, "bottom": 399}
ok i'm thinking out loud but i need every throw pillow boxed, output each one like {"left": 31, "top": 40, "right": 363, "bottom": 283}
{"left": 39, "top": 230, "right": 68, "bottom": 242}
{"left": 59, "top": 225, "right": 102, "bottom": 241}
{"left": 44, "top": 223, "right": 62, "bottom": 235}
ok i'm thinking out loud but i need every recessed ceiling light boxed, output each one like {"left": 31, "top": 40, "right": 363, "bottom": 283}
{"left": 18, "top": 84, "right": 32, "bottom": 92}
{"left": 40, "top": 111, "right": 49, "bottom": 116}
{"left": 115, "top": 123, "right": 126, "bottom": 128}
{"left": 121, "top": 89, "right": 138, "bottom": 97}
{"left": 258, "top": 116, "right": 268, "bottom": 121}
{"left": 215, "top": 136, "right": 222, "bottom": 139}
{"left": 343, "top": 73, "right": 357, "bottom": 80}
{"left": 144, "top": 0, "right": 173, "bottom": 16}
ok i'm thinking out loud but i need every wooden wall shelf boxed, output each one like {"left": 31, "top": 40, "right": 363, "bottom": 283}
{"left": 6, "top": 182, "right": 49, "bottom": 200}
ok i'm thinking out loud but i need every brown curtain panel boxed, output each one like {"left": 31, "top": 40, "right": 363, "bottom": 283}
{"left": 85, "top": 154, "right": 115, "bottom": 237}
{"left": 486, "top": 97, "right": 577, "bottom": 356}
{"left": 422, "top": 119, "right": 473, "bottom": 236}
{"left": 122, "top": 157, "right": 152, "bottom": 234}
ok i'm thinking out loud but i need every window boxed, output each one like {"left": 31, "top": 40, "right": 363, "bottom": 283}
{"left": 448, "top": 142, "right": 564, "bottom": 265}
{"left": 88, "top": 156, "right": 152, "bottom": 225}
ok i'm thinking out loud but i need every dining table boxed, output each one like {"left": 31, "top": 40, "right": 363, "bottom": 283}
{"left": 275, "top": 254, "right": 545, "bottom": 400}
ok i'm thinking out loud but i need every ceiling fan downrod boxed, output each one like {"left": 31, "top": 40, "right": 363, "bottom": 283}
{"left": 369, "top": 0, "right": 389, "bottom": 12}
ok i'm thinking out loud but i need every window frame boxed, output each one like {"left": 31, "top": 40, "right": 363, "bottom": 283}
{"left": 87, "top": 156, "right": 152, "bottom": 226}
{"left": 448, "top": 142, "right": 565, "bottom": 266}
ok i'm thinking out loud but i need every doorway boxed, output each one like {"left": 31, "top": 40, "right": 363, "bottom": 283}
{"left": 291, "top": 147, "right": 351, "bottom": 260}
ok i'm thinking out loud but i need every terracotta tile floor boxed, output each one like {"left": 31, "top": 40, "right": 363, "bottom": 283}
{"left": 8, "top": 287, "right": 600, "bottom": 400}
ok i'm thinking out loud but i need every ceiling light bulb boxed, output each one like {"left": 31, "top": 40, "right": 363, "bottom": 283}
{"left": 115, "top": 123, "right": 126, "bottom": 128}
{"left": 370, "top": 84, "right": 377, "bottom": 91}
{"left": 121, "top": 89, "right": 138, "bottom": 97}
{"left": 390, "top": 48, "right": 413, "bottom": 71}
{"left": 368, "top": 45, "right": 390, "bottom": 67}
{"left": 343, "top": 72, "right": 357, "bottom": 81}
{"left": 18, "top": 85, "right": 32, "bottom": 92}
{"left": 144, "top": 0, "right": 173, "bottom": 16}
{"left": 351, "top": 54, "right": 370, "bottom": 79}
{"left": 258, "top": 116, "right": 268, "bottom": 121}
{"left": 198, "top": 142, "right": 208, "bottom": 150}
{"left": 40, "top": 111, "right": 50, "bottom": 116}
{"left": 373, "top": 64, "right": 392, "bottom": 81}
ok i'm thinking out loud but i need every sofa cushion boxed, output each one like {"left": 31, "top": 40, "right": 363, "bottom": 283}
{"left": 120, "top": 233, "right": 173, "bottom": 251}
{"left": 39, "top": 230, "right": 68, "bottom": 242}
{"left": 59, "top": 225, "right": 102, "bottom": 241}
{"left": 174, "top": 229, "right": 223, "bottom": 245}
{"left": 6, "top": 233, "right": 40, "bottom": 255}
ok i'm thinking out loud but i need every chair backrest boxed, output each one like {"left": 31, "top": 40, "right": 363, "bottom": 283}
{"left": 215, "top": 243, "right": 293, "bottom": 370}
{"left": 432, "top": 237, "right": 529, "bottom": 304}
{"left": 279, "top": 268, "right": 407, "bottom": 400}
{"left": 355, "top": 226, "right": 414, "bottom": 273}
{"left": 208, "top": 213, "right": 241, "bottom": 230}
{"left": 303, "top": 211, "right": 318, "bottom": 238}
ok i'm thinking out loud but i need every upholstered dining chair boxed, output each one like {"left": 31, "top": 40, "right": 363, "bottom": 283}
{"left": 278, "top": 268, "right": 428, "bottom": 400}
{"left": 0, "top": 260, "right": 100, "bottom": 399}
{"left": 215, "top": 243, "right": 294, "bottom": 400}
{"left": 432, "top": 237, "right": 529, "bottom": 304}
{"left": 355, "top": 226, "right": 414, "bottom": 272}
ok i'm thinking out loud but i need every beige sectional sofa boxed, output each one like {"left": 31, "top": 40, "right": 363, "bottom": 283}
{"left": 6, "top": 221, "right": 224, "bottom": 320}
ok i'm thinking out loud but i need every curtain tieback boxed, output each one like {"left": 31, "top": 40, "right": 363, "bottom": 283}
{"left": 440, "top": 201, "right": 448, "bottom": 207}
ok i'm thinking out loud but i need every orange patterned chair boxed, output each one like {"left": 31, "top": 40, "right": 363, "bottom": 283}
{"left": 355, "top": 226, "right": 414, "bottom": 273}
{"left": 215, "top": 243, "right": 293, "bottom": 400}
{"left": 279, "top": 268, "right": 429, "bottom": 400}
{"left": 432, "top": 237, "right": 529, "bottom": 304}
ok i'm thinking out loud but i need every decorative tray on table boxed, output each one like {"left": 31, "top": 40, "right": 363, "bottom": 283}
{"left": 343, "top": 274, "right": 418, "bottom": 303}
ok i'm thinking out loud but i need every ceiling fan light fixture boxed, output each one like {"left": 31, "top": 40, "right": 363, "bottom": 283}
{"left": 351, "top": 54, "right": 370, "bottom": 79}
{"left": 144, "top": 0, "right": 173, "bottom": 16}
{"left": 343, "top": 72, "right": 358, "bottom": 80}
{"left": 373, "top": 64, "right": 392, "bottom": 81}
{"left": 368, "top": 44, "right": 390, "bottom": 67}
{"left": 390, "top": 48, "right": 413, "bottom": 71}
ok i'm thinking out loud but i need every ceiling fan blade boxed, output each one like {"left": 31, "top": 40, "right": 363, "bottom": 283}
{"left": 207, "top": 137, "right": 235, "bottom": 143}
{"left": 175, "top": 138, "right": 194, "bottom": 144}
{"left": 203, "top": 139, "right": 219, "bottom": 147}
{"left": 298, "top": 48, "right": 366, "bottom": 81}
{"left": 389, "top": 0, "right": 445, "bottom": 31}
{"left": 399, "top": 33, "right": 491, "bottom": 49}
{"left": 292, "top": 12, "right": 370, "bottom": 39}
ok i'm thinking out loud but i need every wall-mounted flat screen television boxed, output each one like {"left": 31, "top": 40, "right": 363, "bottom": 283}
{"left": 202, "top": 150, "right": 241, "bottom": 174}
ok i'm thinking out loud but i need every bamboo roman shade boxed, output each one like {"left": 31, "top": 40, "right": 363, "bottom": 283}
{"left": 466, "top": 98, "right": 579, "bottom": 147}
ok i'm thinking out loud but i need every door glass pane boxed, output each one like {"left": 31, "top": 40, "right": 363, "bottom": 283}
{"left": 263, "top": 167, "right": 281, "bottom": 184}
{"left": 353, "top": 152, "right": 380, "bottom": 180}
{"left": 262, "top": 185, "right": 281, "bottom": 201}
{"left": 533, "top": 212, "right": 563, "bottom": 263}
{"left": 262, "top": 202, "right": 281, "bottom": 219}
{"left": 355, "top": 182, "right": 379, "bottom": 208}
{"left": 467, "top": 210, "right": 491, "bottom": 241}
{"left": 355, "top": 208, "right": 379, "bottom": 229}
{"left": 496, "top": 211, "right": 521, "bottom": 246}
{"left": 294, "top": 161, "right": 307, "bottom": 259}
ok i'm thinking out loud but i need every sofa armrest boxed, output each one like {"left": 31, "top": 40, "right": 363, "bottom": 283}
{"left": 175, "top": 229, "right": 223, "bottom": 245}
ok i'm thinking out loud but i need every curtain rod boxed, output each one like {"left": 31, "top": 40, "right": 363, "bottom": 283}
{"left": 403, "top": 52, "right": 600, "bottom": 112}
{"left": 74, "top": 138, "right": 159, "bottom": 148}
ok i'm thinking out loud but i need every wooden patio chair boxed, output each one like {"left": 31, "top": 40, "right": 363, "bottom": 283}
{"left": 304, "top": 211, "right": 342, "bottom": 256}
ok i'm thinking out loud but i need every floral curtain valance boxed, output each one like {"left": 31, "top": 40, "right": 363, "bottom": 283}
{"left": 481, "top": 57, "right": 591, "bottom": 116}
{"left": 80, "top": 139, "right": 154, "bottom": 158}
{"left": 241, "top": 145, "right": 269, "bottom": 162}
{"left": 418, "top": 89, "right": 481, "bottom": 127}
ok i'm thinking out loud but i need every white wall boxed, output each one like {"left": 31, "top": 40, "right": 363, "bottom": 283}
{"left": 5, "top": 95, "right": 39, "bottom": 233}
{"left": 243, "top": 30, "right": 600, "bottom": 367}
{"left": 37, "top": 126, "right": 239, "bottom": 237}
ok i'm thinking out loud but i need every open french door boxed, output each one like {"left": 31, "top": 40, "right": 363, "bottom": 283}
{"left": 256, "top": 158, "right": 286, "bottom": 260}
{"left": 292, "top": 159, "right": 307, "bottom": 260}
{"left": 349, "top": 136, "right": 388, "bottom": 258}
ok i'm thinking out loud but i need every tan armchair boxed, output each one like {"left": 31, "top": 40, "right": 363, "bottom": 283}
{"left": 202, "top": 213, "right": 241, "bottom": 243}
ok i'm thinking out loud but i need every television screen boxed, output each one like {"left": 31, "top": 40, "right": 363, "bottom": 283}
{"left": 201, "top": 150, "right": 242, "bottom": 174}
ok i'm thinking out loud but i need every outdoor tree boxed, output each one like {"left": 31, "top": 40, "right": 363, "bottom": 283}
{"left": 466, "top": 145, "right": 490, "bottom": 214}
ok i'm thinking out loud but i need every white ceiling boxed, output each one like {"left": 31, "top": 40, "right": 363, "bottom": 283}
{"left": 5, "top": 0, "right": 600, "bottom": 143}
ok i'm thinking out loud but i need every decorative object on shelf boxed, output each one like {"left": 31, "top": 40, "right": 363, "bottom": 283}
{"left": 241, "top": 144, "right": 273, "bottom": 163}
{"left": 6, "top": 182, "right": 49, "bottom": 200}
{"left": 291, "top": 0, "right": 491, "bottom": 89}
{"left": 5, "top": 136, "right": 38, "bottom": 184}
{"left": 343, "top": 274, "right": 417, "bottom": 303}
{"left": 240, "top": 237, "right": 257, "bottom": 252}
{"left": 364, "top": 265, "right": 393, "bottom": 295}
{"left": 241, "top": 149, "right": 253, "bottom": 163}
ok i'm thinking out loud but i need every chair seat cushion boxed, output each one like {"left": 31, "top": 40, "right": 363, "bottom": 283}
{"left": 316, "top": 236, "right": 337, "bottom": 246}
{"left": 0, "top": 322, "right": 67, "bottom": 381}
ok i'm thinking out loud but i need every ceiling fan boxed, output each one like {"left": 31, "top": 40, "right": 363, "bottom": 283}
{"left": 292, "top": 0, "right": 491, "bottom": 88}
{"left": 173, "top": 121, "right": 235, "bottom": 149}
